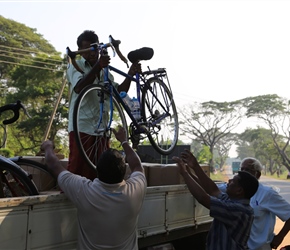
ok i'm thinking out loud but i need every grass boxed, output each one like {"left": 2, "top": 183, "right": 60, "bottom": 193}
{"left": 263, "top": 171, "right": 290, "bottom": 181}
{"left": 210, "top": 169, "right": 290, "bottom": 182}
{"left": 210, "top": 171, "right": 229, "bottom": 182}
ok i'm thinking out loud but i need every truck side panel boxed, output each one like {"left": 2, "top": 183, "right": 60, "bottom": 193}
{"left": 0, "top": 161, "right": 214, "bottom": 249}
{"left": 0, "top": 185, "right": 212, "bottom": 249}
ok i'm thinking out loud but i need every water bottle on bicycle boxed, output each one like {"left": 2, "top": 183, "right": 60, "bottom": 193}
{"left": 120, "top": 92, "right": 141, "bottom": 121}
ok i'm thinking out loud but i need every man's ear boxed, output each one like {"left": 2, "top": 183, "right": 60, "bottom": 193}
{"left": 237, "top": 187, "right": 244, "bottom": 197}
{"left": 256, "top": 171, "right": 261, "bottom": 180}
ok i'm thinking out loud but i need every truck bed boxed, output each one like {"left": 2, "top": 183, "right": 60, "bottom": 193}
{"left": 0, "top": 161, "right": 213, "bottom": 249}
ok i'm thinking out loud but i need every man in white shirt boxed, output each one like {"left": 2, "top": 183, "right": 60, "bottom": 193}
{"left": 41, "top": 126, "right": 147, "bottom": 250}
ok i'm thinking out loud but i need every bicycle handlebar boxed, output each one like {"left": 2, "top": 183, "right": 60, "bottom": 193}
{"left": 66, "top": 35, "right": 154, "bottom": 73}
{"left": 0, "top": 100, "right": 30, "bottom": 125}
{"left": 109, "top": 35, "right": 128, "bottom": 66}
{"left": 66, "top": 35, "right": 129, "bottom": 69}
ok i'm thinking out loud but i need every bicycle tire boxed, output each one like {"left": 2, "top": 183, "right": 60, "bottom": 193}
{"left": 141, "top": 77, "right": 179, "bottom": 155}
{"left": 73, "top": 84, "right": 128, "bottom": 170}
{"left": 10, "top": 157, "right": 58, "bottom": 192}
{"left": 0, "top": 156, "right": 39, "bottom": 198}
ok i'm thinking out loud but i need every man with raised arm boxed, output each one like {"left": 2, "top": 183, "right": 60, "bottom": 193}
{"left": 172, "top": 149, "right": 259, "bottom": 250}
{"left": 237, "top": 157, "right": 290, "bottom": 250}
{"left": 67, "top": 30, "right": 141, "bottom": 180}
{"left": 41, "top": 126, "right": 147, "bottom": 250}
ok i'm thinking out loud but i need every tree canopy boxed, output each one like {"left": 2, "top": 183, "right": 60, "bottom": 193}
{"left": 179, "top": 95, "right": 290, "bottom": 174}
{"left": 0, "top": 16, "right": 68, "bottom": 156}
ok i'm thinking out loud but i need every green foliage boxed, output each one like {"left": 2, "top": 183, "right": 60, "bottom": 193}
{"left": 0, "top": 148, "right": 14, "bottom": 157}
{"left": 237, "top": 127, "right": 285, "bottom": 174}
{"left": 243, "top": 94, "right": 286, "bottom": 118}
{"left": 0, "top": 16, "right": 68, "bottom": 155}
{"left": 194, "top": 144, "right": 212, "bottom": 164}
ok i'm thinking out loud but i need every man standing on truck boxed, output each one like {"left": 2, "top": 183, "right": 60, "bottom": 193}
{"left": 67, "top": 30, "right": 141, "bottom": 180}
{"left": 41, "top": 126, "right": 147, "bottom": 250}
{"left": 173, "top": 150, "right": 259, "bottom": 250}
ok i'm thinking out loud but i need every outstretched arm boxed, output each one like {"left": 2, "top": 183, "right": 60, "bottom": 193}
{"left": 41, "top": 141, "right": 67, "bottom": 178}
{"left": 173, "top": 156, "right": 210, "bottom": 209}
{"left": 112, "top": 126, "right": 143, "bottom": 173}
{"left": 271, "top": 218, "right": 290, "bottom": 249}
{"left": 180, "top": 150, "right": 220, "bottom": 197}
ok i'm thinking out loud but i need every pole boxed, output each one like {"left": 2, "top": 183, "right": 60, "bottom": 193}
{"left": 42, "top": 71, "right": 67, "bottom": 142}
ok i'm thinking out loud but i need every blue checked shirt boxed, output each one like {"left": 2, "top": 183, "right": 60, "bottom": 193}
{"left": 206, "top": 193, "right": 254, "bottom": 250}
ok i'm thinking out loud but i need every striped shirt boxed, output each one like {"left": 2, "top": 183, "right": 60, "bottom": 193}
{"left": 207, "top": 193, "right": 254, "bottom": 250}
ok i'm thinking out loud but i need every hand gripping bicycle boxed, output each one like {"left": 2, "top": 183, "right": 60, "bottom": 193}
{"left": 67, "top": 35, "right": 179, "bottom": 170}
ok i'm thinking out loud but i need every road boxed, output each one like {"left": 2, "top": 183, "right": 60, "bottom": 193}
{"left": 259, "top": 175, "right": 290, "bottom": 204}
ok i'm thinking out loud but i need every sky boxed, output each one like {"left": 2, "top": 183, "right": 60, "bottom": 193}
{"left": 1, "top": 0, "right": 290, "bottom": 156}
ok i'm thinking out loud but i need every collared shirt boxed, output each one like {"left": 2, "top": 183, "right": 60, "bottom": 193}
{"left": 66, "top": 57, "right": 118, "bottom": 134}
{"left": 218, "top": 182, "right": 290, "bottom": 250}
{"left": 207, "top": 193, "right": 254, "bottom": 250}
{"left": 248, "top": 183, "right": 290, "bottom": 250}
{"left": 58, "top": 170, "right": 147, "bottom": 250}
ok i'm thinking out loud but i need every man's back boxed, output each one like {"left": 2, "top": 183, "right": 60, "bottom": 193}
{"left": 58, "top": 170, "right": 147, "bottom": 250}
{"left": 207, "top": 193, "right": 254, "bottom": 250}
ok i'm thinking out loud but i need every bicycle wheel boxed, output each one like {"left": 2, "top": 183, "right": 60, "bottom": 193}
{"left": 0, "top": 156, "right": 39, "bottom": 198}
{"left": 73, "top": 84, "right": 128, "bottom": 170}
{"left": 10, "top": 157, "right": 57, "bottom": 192}
{"left": 141, "top": 77, "right": 179, "bottom": 155}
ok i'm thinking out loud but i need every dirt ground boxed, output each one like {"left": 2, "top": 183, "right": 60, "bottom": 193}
{"left": 274, "top": 217, "right": 290, "bottom": 249}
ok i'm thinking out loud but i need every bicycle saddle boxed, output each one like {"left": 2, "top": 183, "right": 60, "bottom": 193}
{"left": 127, "top": 47, "right": 154, "bottom": 63}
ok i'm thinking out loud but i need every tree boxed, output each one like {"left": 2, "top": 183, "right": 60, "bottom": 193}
{"left": 237, "top": 127, "right": 285, "bottom": 175}
{"left": 0, "top": 15, "right": 58, "bottom": 87}
{"left": 215, "top": 133, "right": 238, "bottom": 170}
{"left": 190, "top": 139, "right": 212, "bottom": 164}
{"left": 0, "top": 16, "right": 68, "bottom": 155}
{"left": 244, "top": 94, "right": 290, "bottom": 172}
{"left": 179, "top": 100, "right": 245, "bottom": 171}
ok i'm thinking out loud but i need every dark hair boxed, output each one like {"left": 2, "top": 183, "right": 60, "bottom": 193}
{"left": 97, "top": 148, "right": 126, "bottom": 184}
{"left": 237, "top": 171, "right": 259, "bottom": 199}
{"left": 77, "top": 30, "right": 99, "bottom": 48}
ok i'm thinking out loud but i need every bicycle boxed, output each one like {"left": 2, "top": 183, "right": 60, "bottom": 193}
{"left": 67, "top": 35, "right": 179, "bottom": 170}
{"left": 0, "top": 101, "right": 39, "bottom": 197}
{"left": 0, "top": 101, "right": 57, "bottom": 198}
{"left": 9, "top": 156, "right": 57, "bottom": 192}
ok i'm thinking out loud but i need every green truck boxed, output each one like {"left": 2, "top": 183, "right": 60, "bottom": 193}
{"left": 232, "top": 160, "right": 241, "bottom": 174}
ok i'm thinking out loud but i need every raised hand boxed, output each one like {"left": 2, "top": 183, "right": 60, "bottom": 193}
{"left": 98, "top": 54, "right": 111, "bottom": 69}
{"left": 128, "top": 62, "right": 142, "bottom": 76}
{"left": 180, "top": 149, "right": 199, "bottom": 170}
{"left": 112, "top": 126, "right": 127, "bottom": 143}
{"left": 41, "top": 140, "right": 54, "bottom": 152}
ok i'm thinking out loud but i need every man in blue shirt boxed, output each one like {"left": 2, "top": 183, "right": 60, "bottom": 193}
{"left": 173, "top": 150, "right": 259, "bottom": 250}
{"left": 239, "top": 157, "right": 290, "bottom": 250}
